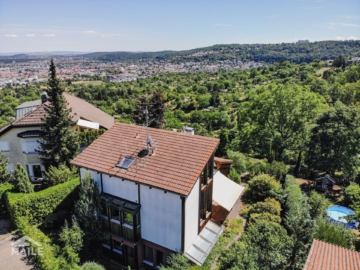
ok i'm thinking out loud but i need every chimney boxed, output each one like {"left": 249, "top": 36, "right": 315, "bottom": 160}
{"left": 41, "top": 91, "right": 48, "bottom": 104}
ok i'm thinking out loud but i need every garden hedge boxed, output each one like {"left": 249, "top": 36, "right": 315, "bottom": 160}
{"left": 5, "top": 178, "right": 80, "bottom": 227}
{"left": 0, "top": 183, "right": 14, "bottom": 214}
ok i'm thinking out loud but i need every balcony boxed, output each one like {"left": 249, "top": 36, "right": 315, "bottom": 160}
{"left": 101, "top": 195, "right": 141, "bottom": 243}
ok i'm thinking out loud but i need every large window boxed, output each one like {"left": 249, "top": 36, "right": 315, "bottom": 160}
{"left": 0, "top": 141, "right": 10, "bottom": 152}
{"left": 21, "top": 140, "right": 40, "bottom": 154}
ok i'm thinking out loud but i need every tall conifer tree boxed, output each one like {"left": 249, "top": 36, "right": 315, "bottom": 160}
{"left": 13, "top": 163, "right": 34, "bottom": 193}
{"left": 38, "top": 60, "right": 79, "bottom": 168}
{"left": 0, "top": 151, "right": 11, "bottom": 183}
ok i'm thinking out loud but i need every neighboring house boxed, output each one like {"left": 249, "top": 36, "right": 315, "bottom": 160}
{"left": 0, "top": 92, "right": 114, "bottom": 181}
{"left": 303, "top": 239, "right": 360, "bottom": 270}
{"left": 71, "top": 123, "right": 242, "bottom": 269}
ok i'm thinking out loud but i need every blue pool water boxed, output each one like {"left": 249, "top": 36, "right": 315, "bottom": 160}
{"left": 326, "top": 205, "right": 359, "bottom": 229}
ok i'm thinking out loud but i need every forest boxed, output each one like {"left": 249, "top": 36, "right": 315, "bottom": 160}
{"left": 1, "top": 56, "right": 360, "bottom": 269}
{"left": 80, "top": 40, "right": 360, "bottom": 64}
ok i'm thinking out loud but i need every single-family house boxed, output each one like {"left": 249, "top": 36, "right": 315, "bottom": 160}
{"left": 0, "top": 92, "right": 114, "bottom": 181}
{"left": 71, "top": 123, "right": 242, "bottom": 269}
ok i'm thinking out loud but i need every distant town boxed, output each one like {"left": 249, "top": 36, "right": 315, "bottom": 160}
{"left": 0, "top": 53, "right": 263, "bottom": 88}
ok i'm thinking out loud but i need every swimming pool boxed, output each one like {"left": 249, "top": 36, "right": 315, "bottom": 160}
{"left": 326, "top": 205, "right": 359, "bottom": 229}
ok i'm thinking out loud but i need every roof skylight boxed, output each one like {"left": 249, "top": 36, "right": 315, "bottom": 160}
{"left": 116, "top": 157, "right": 136, "bottom": 170}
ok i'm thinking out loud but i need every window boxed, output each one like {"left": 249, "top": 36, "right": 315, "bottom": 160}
{"left": 116, "top": 157, "right": 136, "bottom": 169}
{"left": 124, "top": 212, "right": 133, "bottom": 226}
{"left": 17, "top": 130, "right": 42, "bottom": 138}
{"left": 102, "top": 235, "right": 111, "bottom": 249}
{"left": 110, "top": 206, "right": 120, "bottom": 223}
{"left": 113, "top": 239, "right": 123, "bottom": 253}
{"left": 21, "top": 140, "right": 40, "bottom": 154}
{"left": 6, "top": 163, "right": 14, "bottom": 173}
{"left": 156, "top": 251, "right": 167, "bottom": 266}
{"left": 0, "top": 141, "right": 10, "bottom": 152}
{"left": 144, "top": 245, "right": 153, "bottom": 263}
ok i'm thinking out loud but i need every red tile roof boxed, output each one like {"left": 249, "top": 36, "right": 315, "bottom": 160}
{"left": 0, "top": 93, "right": 114, "bottom": 135}
{"left": 63, "top": 92, "right": 114, "bottom": 129}
{"left": 71, "top": 123, "right": 219, "bottom": 196}
{"left": 303, "top": 239, "right": 360, "bottom": 270}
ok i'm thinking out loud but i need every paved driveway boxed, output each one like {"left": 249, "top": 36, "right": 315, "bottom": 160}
{"left": 0, "top": 218, "right": 35, "bottom": 270}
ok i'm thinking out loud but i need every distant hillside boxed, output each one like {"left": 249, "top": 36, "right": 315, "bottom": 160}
{"left": 81, "top": 40, "right": 360, "bottom": 64}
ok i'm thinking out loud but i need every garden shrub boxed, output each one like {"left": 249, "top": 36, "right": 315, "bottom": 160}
{"left": 5, "top": 178, "right": 79, "bottom": 227}
{"left": 284, "top": 174, "right": 302, "bottom": 208}
{"left": 82, "top": 262, "right": 105, "bottom": 270}
{"left": 0, "top": 183, "right": 13, "bottom": 214}
{"left": 246, "top": 158, "right": 268, "bottom": 177}
{"left": 249, "top": 212, "right": 282, "bottom": 224}
{"left": 17, "top": 217, "right": 81, "bottom": 270}
{"left": 248, "top": 198, "right": 282, "bottom": 217}
{"left": 45, "top": 164, "right": 77, "bottom": 186}
{"left": 246, "top": 174, "right": 281, "bottom": 202}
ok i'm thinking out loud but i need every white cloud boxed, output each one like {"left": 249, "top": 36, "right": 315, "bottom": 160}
{"left": 215, "top": 23, "right": 233, "bottom": 27}
{"left": 84, "top": 30, "right": 96, "bottom": 34}
{"left": 345, "top": 15, "right": 360, "bottom": 20}
{"left": 336, "top": 36, "right": 359, "bottom": 40}
{"left": 26, "top": 34, "right": 35, "bottom": 37}
{"left": 101, "top": 34, "right": 115, "bottom": 37}
{"left": 5, "top": 34, "right": 18, "bottom": 38}
{"left": 44, "top": 34, "right": 55, "bottom": 37}
{"left": 339, "top": 23, "right": 360, "bottom": 28}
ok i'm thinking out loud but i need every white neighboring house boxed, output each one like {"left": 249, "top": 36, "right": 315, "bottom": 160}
{"left": 71, "top": 122, "right": 243, "bottom": 269}
{"left": 0, "top": 92, "right": 114, "bottom": 181}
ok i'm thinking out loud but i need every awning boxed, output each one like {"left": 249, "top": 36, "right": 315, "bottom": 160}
{"left": 213, "top": 171, "right": 244, "bottom": 211}
{"left": 76, "top": 119, "right": 99, "bottom": 130}
{"left": 184, "top": 220, "right": 225, "bottom": 265}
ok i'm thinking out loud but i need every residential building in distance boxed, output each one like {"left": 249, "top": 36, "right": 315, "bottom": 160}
{"left": 298, "top": 39, "right": 310, "bottom": 43}
{"left": 0, "top": 92, "right": 114, "bottom": 181}
{"left": 71, "top": 123, "right": 243, "bottom": 269}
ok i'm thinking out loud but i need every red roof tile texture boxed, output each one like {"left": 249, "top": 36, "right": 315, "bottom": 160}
{"left": 71, "top": 123, "right": 219, "bottom": 196}
{"left": 303, "top": 239, "right": 360, "bottom": 270}
{"left": 1, "top": 93, "right": 114, "bottom": 131}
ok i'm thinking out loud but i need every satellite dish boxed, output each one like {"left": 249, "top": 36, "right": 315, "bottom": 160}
{"left": 147, "top": 135, "right": 153, "bottom": 147}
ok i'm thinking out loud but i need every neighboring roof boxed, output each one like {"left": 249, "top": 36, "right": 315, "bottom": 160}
{"left": 213, "top": 171, "right": 244, "bottom": 211}
{"left": 315, "top": 175, "right": 336, "bottom": 184}
{"left": 303, "top": 239, "right": 360, "bottom": 270}
{"left": 185, "top": 220, "right": 225, "bottom": 266}
{"left": 16, "top": 100, "right": 42, "bottom": 109}
{"left": 64, "top": 92, "right": 114, "bottom": 129}
{"left": 214, "top": 157, "right": 233, "bottom": 164}
{"left": 71, "top": 123, "right": 219, "bottom": 196}
{"left": 0, "top": 92, "right": 115, "bottom": 136}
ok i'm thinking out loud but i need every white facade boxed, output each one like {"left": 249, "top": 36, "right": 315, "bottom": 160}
{"left": 80, "top": 168, "right": 102, "bottom": 193}
{"left": 140, "top": 185, "right": 182, "bottom": 251}
{"left": 184, "top": 178, "right": 200, "bottom": 251}
{"left": 102, "top": 174, "right": 138, "bottom": 203}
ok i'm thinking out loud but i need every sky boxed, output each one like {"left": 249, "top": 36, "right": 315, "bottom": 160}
{"left": 0, "top": 0, "right": 360, "bottom": 53}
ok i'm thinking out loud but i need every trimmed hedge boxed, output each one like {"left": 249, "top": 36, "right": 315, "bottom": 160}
{"left": 17, "top": 217, "right": 62, "bottom": 270}
{"left": 5, "top": 178, "right": 80, "bottom": 227}
{"left": 0, "top": 183, "right": 14, "bottom": 214}
{"left": 284, "top": 174, "right": 302, "bottom": 206}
